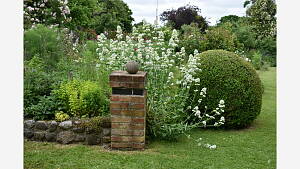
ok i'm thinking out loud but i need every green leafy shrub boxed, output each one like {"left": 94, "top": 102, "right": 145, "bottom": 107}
{"left": 25, "top": 95, "right": 58, "bottom": 120}
{"left": 24, "top": 24, "right": 65, "bottom": 70}
{"left": 233, "top": 25, "right": 257, "bottom": 51}
{"left": 251, "top": 51, "right": 262, "bottom": 70}
{"left": 54, "top": 80, "right": 109, "bottom": 118}
{"left": 200, "top": 27, "right": 240, "bottom": 52}
{"left": 190, "top": 50, "right": 263, "bottom": 129}
{"left": 24, "top": 56, "right": 56, "bottom": 111}
{"left": 256, "top": 37, "right": 276, "bottom": 66}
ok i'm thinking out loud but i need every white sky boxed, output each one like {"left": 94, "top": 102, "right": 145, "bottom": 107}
{"left": 123, "top": 0, "right": 247, "bottom": 26}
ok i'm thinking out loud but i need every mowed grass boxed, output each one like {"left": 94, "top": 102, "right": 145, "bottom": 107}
{"left": 24, "top": 67, "right": 276, "bottom": 169}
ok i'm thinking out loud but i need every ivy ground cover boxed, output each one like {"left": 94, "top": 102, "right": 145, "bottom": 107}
{"left": 24, "top": 68, "right": 276, "bottom": 169}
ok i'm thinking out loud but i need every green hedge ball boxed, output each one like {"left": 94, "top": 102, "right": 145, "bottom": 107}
{"left": 191, "top": 50, "right": 263, "bottom": 129}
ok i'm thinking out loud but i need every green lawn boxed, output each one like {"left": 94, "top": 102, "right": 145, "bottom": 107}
{"left": 24, "top": 67, "right": 276, "bottom": 169}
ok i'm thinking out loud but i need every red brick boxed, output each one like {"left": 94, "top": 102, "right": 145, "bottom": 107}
{"left": 111, "top": 116, "right": 132, "bottom": 123}
{"left": 112, "top": 123, "right": 145, "bottom": 130}
{"left": 131, "top": 96, "right": 145, "bottom": 103}
{"left": 111, "top": 109, "right": 145, "bottom": 117}
{"left": 110, "top": 95, "right": 145, "bottom": 103}
{"left": 110, "top": 102, "right": 129, "bottom": 109}
{"left": 111, "top": 116, "right": 145, "bottom": 124}
{"left": 132, "top": 118, "right": 145, "bottom": 123}
{"left": 111, "top": 142, "right": 132, "bottom": 148}
{"left": 111, "top": 129, "right": 144, "bottom": 136}
{"left": 109, "top": 82, "right": 145, "bottom": 88}
{"left": 129, "top": 103, "right": 144, "bottom": 109}
{"left": 110, "top": 95, "right": 131, "bottom": 102}
{"left": 132, "top": 76, "right": 145, "bottom": 82}
{"left": 132, "top": 143, "right": 145, "bottom": 149}
{"left": 127, "top": 82, "right": 145, "bottom": 88}
{"left": 111, "top": 136, "right": 144, "bottom": 143}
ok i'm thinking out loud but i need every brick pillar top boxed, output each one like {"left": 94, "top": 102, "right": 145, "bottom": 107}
{"left": 109, "top": 71, "right": 147, "bottom": 89}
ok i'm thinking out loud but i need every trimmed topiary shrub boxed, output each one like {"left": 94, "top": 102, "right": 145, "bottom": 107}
{"left": 190, "top": 50, "right": 263, "bottom": 129}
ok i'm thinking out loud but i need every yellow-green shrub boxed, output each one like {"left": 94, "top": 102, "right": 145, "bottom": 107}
{"left": 54, "top": 80, "right": 109, "bottom": 118}
{"left": 55, "top": 111, "right": 70, "bottom": 122}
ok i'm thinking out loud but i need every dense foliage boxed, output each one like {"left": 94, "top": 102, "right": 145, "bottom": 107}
{"left": 190, "top": 50, "right": 263, "bottom": 128}
{"left": 160, "top": 5, "right": 208, "bottom": 32}
{"left": 218, "top": 15, "right": 240, "bottom": 25}
{"left": 24, "top": 24, "right": 68, "bottom": 70}
{"left": 200, "top": 26, "right": 240, "bottom": 52}
{"left": 54, "top": 80, "right": 109, "bottom": 118}
{"left": 24, "top": 56, "right": 58, "bottom": 120}
{"left": 23, "top": 0, "right": 71, "bottom": 29}
{"left": 24, "top": 0, "right": 134, "bottom": 40}
{"left": 244, "top": 0, "right": 276, "bottom": 39}
{"left": 67, "top": 0, "right": 134, "bottom": 36}
{"left": 179, "top": 23, "right": 204, "bottom": 56}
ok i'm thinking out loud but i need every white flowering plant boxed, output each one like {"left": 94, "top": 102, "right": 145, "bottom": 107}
{"left": 93, "top": 22, "right": 226, "bottom": 142}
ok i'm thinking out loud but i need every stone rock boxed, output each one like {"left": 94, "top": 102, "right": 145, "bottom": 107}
{"left": 102, "top": 143, "right": 111, "bottom": 150}
{"left": 100, "top": 117, "right": 111, "bottom": 128}
{"left": 24, "top": 120, "right": 35, "bottom": 129}
{"left": 33, "top": 131, "right": 45, "bottom": 141}
{"left": 45, "top": 132, "right": 57, "bottom": 142}
{"left": 86, "top": 134, "right": 100, "bottom": 145}
{"left": 86, "top": 127, "right": 96, "bottom": 134}
{"left": 35, "top": 121, "right": 48, "bottom": 130}
{"left": 73, "top": 120, "right": 82, "bottom": 125}
{"left": 103, "top": 136, "right": 111, "bottom": 143}
{"left": 57, "top": 131, "right": 75, "bottom": 144}
{"left": 59, "top": 120, "right": 72, "bottom": 130}
{"left": 74, "top": 134, "right": 85, "bottom": 142}
{"left": 73, "top": 127, "right": 85, "bottom": 133}
{"left": 102, "top": 128, "right": 111, "bottom": 136}
{"left": 48, "top": 121, "right": 58, "bottom": 132}
{"left": 24, "top": 128, "right": 34, "bottom": 139}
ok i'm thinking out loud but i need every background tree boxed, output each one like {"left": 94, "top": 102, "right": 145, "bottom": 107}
{"left": 217, "top": 15, "right": 240, "bottom": 25}
{"left": 160, "top": 5, "right": 208, "bottom": 32}
{"left": 244, "top": 0, "right": 276, "bottom": 39}
{"left": 67, "top": 0, "right": 134, "bottom": 36}
{"left": 94, "top": 0, "right": 134, "bottom": 33}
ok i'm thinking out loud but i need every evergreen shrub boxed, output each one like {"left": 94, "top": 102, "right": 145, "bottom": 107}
{"left": 191, "top": 50, "right": 263, "bottom": 128}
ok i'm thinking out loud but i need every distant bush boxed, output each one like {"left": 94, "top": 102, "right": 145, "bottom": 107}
{"left": 256, "top": 37, "right": 276, "bottom": 66}
{"left": 251, "top": 51, "right": 262, "bottom": 70}
{"left": 234, "top": 25, "right": 257, "bottom": 51}
{"left": 24, "top": 24, "right": 66, "bottom": 70}
{"left": 179, "top": 23, "right": 204, "bottom": 56}
{"left": 190, "top": 50, "right": 263, "bottom": 129}
{"left": 200, "top": 27, "right": 240, "bottom": 52}
{"left": 54, "top": 80, "right": 109, "bottom": 118}
{"left": 24, "top": 56, "right": 56, "bottom": 111}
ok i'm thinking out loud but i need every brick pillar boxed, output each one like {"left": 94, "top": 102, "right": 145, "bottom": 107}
{"left": 109, "top": 71, "right": 147, "bottom": 150}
